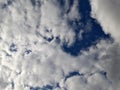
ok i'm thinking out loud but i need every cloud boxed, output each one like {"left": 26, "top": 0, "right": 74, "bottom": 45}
{"left": 0, "top": 0, "right": 120, "bottom": 90}
{"left": 65, "top": 0, "right": 80, "bottom": 21}
{"left": 90, "top": 0, "right": 120, "bottom": 89}
{"left": 90, "top": 0, "right": 120, "bottom": 43}
{"left": 98, "top": 43, "right": 120, "bottom": 90}
{"left": 1, "top": 37, "right": 116, "bottom": 90}
{"left": 0, "top": 0, "right": 79, "bottom": 89}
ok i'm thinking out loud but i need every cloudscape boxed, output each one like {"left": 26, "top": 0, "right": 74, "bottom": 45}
{"left": 0, "top": 0, "right": 120, "bottom": 90}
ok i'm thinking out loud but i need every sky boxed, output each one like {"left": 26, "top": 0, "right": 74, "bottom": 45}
{"left": 0, "top": 0, "right": 120, "bottom": 90}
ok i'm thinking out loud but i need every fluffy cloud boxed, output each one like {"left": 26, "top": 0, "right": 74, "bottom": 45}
{"left": 90, "top": 0, "right": 120, "bottom": 89}
{"left": 90, "top": 0, "right": 120, "bottom": 43}
{"left": 0, "top": 0, "right": 120, "bottom": 90}
{"left": 98, "top": 43, "right": 120, "bottom": 90}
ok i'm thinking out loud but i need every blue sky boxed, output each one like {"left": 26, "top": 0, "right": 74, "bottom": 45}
{"left": 62, "top": 0, "right": 110, "bottom": 56}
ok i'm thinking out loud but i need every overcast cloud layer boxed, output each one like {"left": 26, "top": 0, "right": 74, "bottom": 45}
{"left": 0, "top": 0, "right": 120, "bottom": 90}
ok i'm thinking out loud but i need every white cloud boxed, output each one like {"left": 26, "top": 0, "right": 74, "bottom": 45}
{"left": 90, "top": 0, "right": 120, "bottom": 89}
{"left": 40, "top": 0, "right": 76, "bottom": 46}
{"left": 98, "top": 43, "right": 120, "bottom": 90}
{"left": 66, "top": 0, "right": 80, "bottom": 21}
{"left": 0, "top": 0, "right": 120, "bottom": 90}
{"left": 64, "top": 72, "right": 112, "bottom": 90}
{"left": 90, "top": 0, "right": 120, "bottom": 43}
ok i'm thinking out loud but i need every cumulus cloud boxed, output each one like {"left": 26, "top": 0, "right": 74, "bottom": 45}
{"left": 0, "top": 0, "right": 120, "bottom": 90}
{"left": 90, "top": 0, "right": 120, "bottom": 89}
{"left": 0, "top": 0, "right": 80, "bottom": 89}
{"left": 90, "top": 0, "right": 120, "bottom": 43}
{"left": 98, "top": 43, "right": 120, "bottom": 90}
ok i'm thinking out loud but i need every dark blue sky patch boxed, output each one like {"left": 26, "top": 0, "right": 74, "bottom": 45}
{"left": 30, "top": 85, "right": 54, "bottom": 90}
{"left": 43, "top": 35, "right": 54, "bottom": 42}
{"left": 1, "top": 4, "right": 7, "bottom": 9}
{"left": 58, "top": 0, "right": 74, "bottom": 13}
{"left": 24, "top": 49, "right": 32, "bottom": 54}
{"left": 100, "top": 71, "right": 107, "bottom": 79}
{"left": 78, "top": 0, "right": 91, "bottom": 21}
{"left": 66, "top": 0, "right": 74, "bottom": 14}
{"left": 35, "top": 30, "right": 54, "bottom": 42}
{"left": 7, "top": 0, "right": 13, "bottom": 5}
{"left": 56, "top": 83, "right": 60, "bottom": 88}
{"left": 30, "top": 0, "right": 36, "bottom": 6}
{"left": 30, "top": 0, "right": 41, "bottom": 7}
{"left": 58, "top": 0, "right": 65, "bottom": 7}
{"left": 9, "top": 43, "right": 17, "bottom": 52}
{"left": 64, "top": 71, "right": 84, "bottom": 82}
{"left": 1, "top": 0, "right": 14, "bottom": 9}
{"left": 62, "top": 0, "right": 111, "bottom": 56}
{"left": 11, "top": 81, "right": 14, "bottom": 90}
{"left": 30, "top": 87, "right": 41, "bottom": 90}
{"left": 42, "top": 85, "right": 53, "bottom": 90}
{"left": 55, "top": 36, "right": 61, "bottom": 44}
